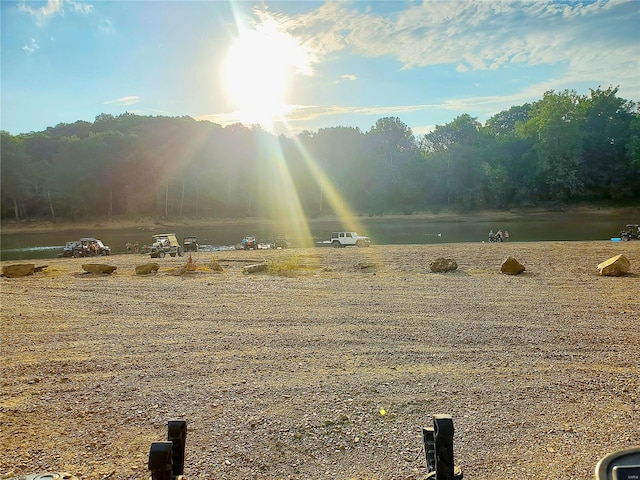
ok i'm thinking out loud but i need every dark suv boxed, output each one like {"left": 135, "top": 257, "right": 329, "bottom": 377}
{"left": 62, "top": 241, "right": 81, "bottom": 257}
{"left": 272, "top": 234, "right": 290, "bottom": 249}
{"left": 183, "top": 236, "right": 198, "bottom": 252}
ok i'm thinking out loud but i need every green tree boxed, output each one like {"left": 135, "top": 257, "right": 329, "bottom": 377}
{"left": 517, "top": 90, "right": 585, "bottom": 203}
{"left": 420, "top": 114, "right": 481, "bottom": 153}
{"left": 626, "top": 113, "right": 640, "bottom": 170}
{"left": 0, "top": 132, "right": 34, "bottom": 220}
{"left": 485, "top": 104, "right": 532, "bottom": 136}
{"left": 419, "top": 115, "right": 483, "bottom": 207}
{"left": 579, "top": 86, "right": 637, "bottom": 199}
{"left": 301, "top": 127, "right": 366, "bottom": 214}
{"left": 364, "top": 117, "right": 418, "bottom": 212}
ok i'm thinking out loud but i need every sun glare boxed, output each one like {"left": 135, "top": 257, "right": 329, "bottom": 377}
{"left": 223, "top": 23, "right": 311, "bottom": 127}
{"left": 220, "top": 16, "right": 368, "bottom": 251}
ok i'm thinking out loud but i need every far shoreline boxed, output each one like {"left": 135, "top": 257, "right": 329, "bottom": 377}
{"left": 1, "top": 205, "right": 638, "bottom": 235}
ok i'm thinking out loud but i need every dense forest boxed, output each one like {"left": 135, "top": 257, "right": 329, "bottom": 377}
{"left": 2, "top": 86, "right": 639, "bottom": 222}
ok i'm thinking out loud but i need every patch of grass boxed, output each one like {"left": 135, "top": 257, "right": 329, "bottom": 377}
{"left": 41, "top": 266, "right": 73, "bottom": 278}
{"left": 467, "top": 268, "right": 490, "bottom": 275}
{"left": 205, "top": 259, "right": 223, "bottom": 272}
{"left": 266, "top": 255, "right": 310, "bottom": 276}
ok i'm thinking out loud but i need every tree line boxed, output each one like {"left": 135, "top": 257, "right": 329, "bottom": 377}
{"left": 1, "top": 86, "right": 639, "bottom": 222}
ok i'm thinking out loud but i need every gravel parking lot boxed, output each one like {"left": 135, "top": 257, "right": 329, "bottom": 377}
{"left": 1, "top": 241, "right": 639, "bottom": 479}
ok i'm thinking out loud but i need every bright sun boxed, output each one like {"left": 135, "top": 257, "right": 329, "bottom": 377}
{"left": 223, "top": 22, "right": 311, "bottom": 127}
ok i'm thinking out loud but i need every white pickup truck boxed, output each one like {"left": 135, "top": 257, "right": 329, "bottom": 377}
{"left": 330, "top": 231, "right": 371, "bottom": 248}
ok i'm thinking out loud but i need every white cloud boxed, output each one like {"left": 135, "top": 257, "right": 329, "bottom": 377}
{"left": 331, "top": 74, "right": 358, "bottom": 84}
{"left": 23, "top": 38, "right": 40, "bottom": 54}
{"left": 235, "top": 102, "right": 453, "bottom": 125}
{"left": 19, "top": 0, "right": 92, "bottom": 24}
{"left": 68, "top": 0, "right": 92, "bottom": 15}
{"left": 19, "top": 0, "right": 63, "bottom": 24}
{"left": 103, "top": 96, "right": 140, "bottom": 106}
{"left": 259, "top": 0, "right": 639, "bottom": 98}
{"left": 413, "top": 124, "right": 437, "bottom": 136}
{"left": 99, "top": 19, "right": 115, "bottom": 35}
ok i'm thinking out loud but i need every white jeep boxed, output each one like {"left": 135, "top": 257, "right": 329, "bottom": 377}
{"left": 330, "top": 232, "right": 371, "bottom": 248}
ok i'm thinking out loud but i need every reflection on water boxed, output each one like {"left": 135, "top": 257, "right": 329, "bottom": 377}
{"left": 0, "top": 213, "right": 634, "bottom": 261}
{"left": 2, "top": 246, "right": 63, "bottom": 253}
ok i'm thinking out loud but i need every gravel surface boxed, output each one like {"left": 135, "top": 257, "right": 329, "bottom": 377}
{"left": 1, "top": 241, "right": 639, "bottom": 480}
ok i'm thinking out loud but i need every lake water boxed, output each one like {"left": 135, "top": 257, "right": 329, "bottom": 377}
{"left": 0, "top": 212, "right": 634, "bottom": 261}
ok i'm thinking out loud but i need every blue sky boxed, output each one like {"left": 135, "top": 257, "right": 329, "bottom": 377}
{"left": 2, "top": 0, "right": 639, "bottom": 137}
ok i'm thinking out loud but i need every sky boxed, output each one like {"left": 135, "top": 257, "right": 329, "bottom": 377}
{"left": 2, "top": 0, "right": 639, "bottom": 138}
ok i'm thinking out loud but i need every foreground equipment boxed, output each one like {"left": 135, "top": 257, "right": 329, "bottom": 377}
{"left": 423, "top": 414, "right": 463, "bottom": 480}
{"left": 7, "top": 416, "right": 639, "bottom": 479}
{"left": 149, "top": 420, "right": 188, "bottom": 480}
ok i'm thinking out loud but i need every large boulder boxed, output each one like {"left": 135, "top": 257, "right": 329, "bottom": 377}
{"left": 2, "top": 264, "right": 35, "bottom": 278}
{"left": 430, "top": 257, "right": 458, "bottom": 273}
{"left": 597, "top": 254, "right": 630, "bottom": 277}
{"left": 82, "top": 264, "right": 117, "bottom": 275}
{"left": 501, "top": 256, "right": 525, "bottom": 275}
{"left": 135, "top": 263, "right": 159, "bottom": 275}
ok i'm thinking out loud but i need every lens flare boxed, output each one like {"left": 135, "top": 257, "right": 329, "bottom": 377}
{"left": 223, "top": 7, "right": 371, "bottom": 248}
{"left": 222, "top": 20, "right": 311, "bottom": 129}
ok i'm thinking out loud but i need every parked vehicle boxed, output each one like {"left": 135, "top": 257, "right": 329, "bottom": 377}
{"left": 61, "top": 241, "right": 81, "bottom": 257}
{"left": 149, "top": 234, "right": 184, "bottom": 258}
{"left": 330, "top": 231, "right": 371, "bottom": 248}
{"left": 620, "top": 224, "right": 640, "bottom": 241}
{"left": 241, "top": 235, "right": 258, "bottom": 250}
{"left": 72, "top": 238, "right": 111, "bottom": 257}
{"left": 183, "top": 236, "right": 199, "bottom": 252}
{"left": 271, "top": 234, "right": 290, "bottom": 249}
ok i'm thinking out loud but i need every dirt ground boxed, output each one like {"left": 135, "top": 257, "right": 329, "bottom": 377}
{"left": 1, "top": 241, "right": 639, "bottom": 480}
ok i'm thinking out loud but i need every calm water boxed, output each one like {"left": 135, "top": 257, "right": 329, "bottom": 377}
{"left": 0, "top": 213, "right": 635, "bottom": 261}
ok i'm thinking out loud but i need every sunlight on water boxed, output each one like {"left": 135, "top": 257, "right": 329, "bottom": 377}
{"left": 247, "top": 104, "right": 370, "bottom": 252}
{"left": 3, "top": 246, "right": 63, "bottom": 252}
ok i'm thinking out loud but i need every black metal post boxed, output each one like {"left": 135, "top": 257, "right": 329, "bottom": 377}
{"left": 433, "top": 414, "right": 455, "bottom": 480}
{"left": 148, "top": 441, "right": 173, "bottom": 480}
{"left": 168, "top": 420, "right": 187, "bottom": 477}
{"left": 423, "top": 426, "right": 436, "bottom": 473}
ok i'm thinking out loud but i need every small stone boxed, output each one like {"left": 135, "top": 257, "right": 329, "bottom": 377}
{"left": 82, "top": 264, "right": 117, "bottom": 274}
{"left": 430, "top": 257, "right": 458, "bottom": 272}
{"left": 243, "top": 263, "right": 267, "bottom": 274}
